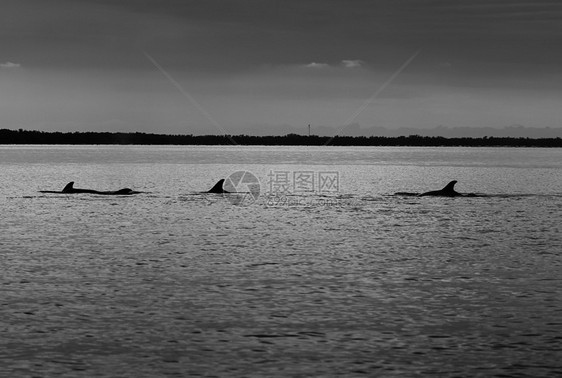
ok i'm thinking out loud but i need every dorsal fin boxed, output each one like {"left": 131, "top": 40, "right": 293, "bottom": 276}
{"left": 442, "top": 180, "right": 457, "bottom": 193}
{"left": 62, "top": 182, "right": 75, "bottom": 192}
{"left": 207, "top": 179, "right": 226, "bottom": 193}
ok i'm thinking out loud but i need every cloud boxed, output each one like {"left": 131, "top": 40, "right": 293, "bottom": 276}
{"left": 305, "top": 62, "right": 330, "bottom": 69}
{"left": 341, "top": 60, "right": 363, "bottom": 68}
{"left": 0, "top": 62, "right": 21, "bottom": 69}
{"left": 303, "top": 60, "right": 364, "bottom": 69}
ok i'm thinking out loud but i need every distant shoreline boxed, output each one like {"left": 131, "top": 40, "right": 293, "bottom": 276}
{"left": 1, "top": 129, "right": 561, "bottom": 147}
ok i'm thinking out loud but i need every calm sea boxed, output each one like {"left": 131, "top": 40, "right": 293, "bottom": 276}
{"left": 1, "top": 145, "right": 561, "bottom": 377}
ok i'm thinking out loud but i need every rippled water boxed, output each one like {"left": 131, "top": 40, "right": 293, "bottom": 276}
{"left": 1, "top": 146, "right": 561, "bottom": 377}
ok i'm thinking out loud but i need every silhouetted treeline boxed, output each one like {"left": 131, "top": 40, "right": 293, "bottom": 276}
{"left": 1, "top": 129, "right": 561, "bottom": 147}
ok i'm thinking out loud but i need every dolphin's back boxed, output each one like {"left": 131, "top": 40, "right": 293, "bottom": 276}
{"left": 41, "top": 181, "right": 141, "bottom": 195}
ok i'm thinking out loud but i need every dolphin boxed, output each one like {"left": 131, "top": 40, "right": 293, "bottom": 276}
{"left": 40, "top": 181, "right": 141, "bottom": 195}
{"left": 205, "top": 179, "right": 230, "bottom": 194}
{"left": 395, "top": 180, "right": 477, "bottom": 197}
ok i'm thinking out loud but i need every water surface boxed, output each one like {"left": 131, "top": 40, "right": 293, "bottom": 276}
{"left": 1, "top": 146, "right": 561, "bottom": 377}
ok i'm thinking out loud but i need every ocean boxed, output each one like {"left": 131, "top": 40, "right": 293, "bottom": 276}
{"left": 1, "top": 145, "right": 561, "bottom": 377}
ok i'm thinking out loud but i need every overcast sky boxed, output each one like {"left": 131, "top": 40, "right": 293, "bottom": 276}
{"left": 1, "top": 0, "right": 561, "bottom": 135}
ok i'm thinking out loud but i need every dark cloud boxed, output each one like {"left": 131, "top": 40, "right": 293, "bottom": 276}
{"left": 3, "top": 0, "right": 561, "bottom": 73}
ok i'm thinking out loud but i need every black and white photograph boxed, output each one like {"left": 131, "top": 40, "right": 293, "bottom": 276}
{"left": 1, "top": 1, "right": 561, "bottom": 377}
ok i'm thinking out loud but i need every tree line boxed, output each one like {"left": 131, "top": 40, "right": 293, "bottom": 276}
{"left": 1, "top": 129, "right": 561, "bottom": 147}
